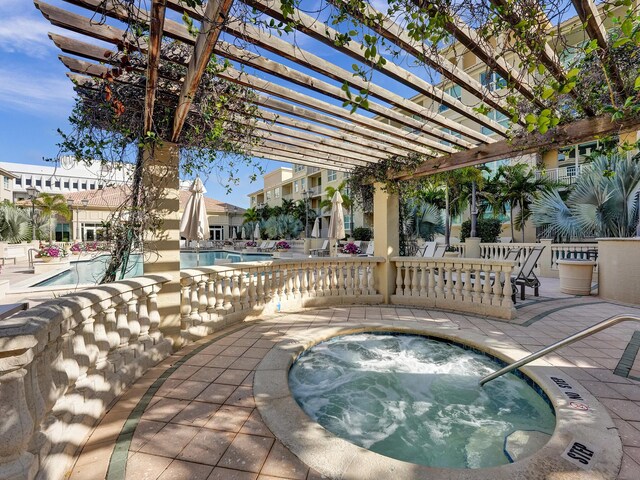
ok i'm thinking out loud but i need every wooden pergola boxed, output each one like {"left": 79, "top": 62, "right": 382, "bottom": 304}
{"left": 35, "top": 0, "right": 640, "bottom": 177}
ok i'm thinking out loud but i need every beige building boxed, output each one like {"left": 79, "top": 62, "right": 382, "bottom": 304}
{"left": 248, "top": 165, "right": 371, "bottom": 237}
{"left": 58, "top": 187, "right": 244, "bottom": 243}
{"left": 0, "top": 167, "right": 17, "bottom": 203}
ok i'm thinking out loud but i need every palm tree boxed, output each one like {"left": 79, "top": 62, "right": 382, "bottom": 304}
{"left": 0, "top": 203, "right": 30, "bottom": 243}
{"left": 531, "top": 154, "right": 640, "bottom": 239}
{"left": 242, "top": 207, "right": 259, "bottom": 224}
{"left": 280, "top": 198, "right": 295, "bottom": 216}
{"left": 33, "top": 193, "right": 71, "bottom": 242}
{"left": 320, "top": 181, "right": 354, "bottom": 234}
{"left": 496, "top": 164, "right": 557, "bottom": 242}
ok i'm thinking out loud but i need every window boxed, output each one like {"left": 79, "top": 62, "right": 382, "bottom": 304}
{"left": 15, "top": 178, "right": 21, "bottom": 186}
{"left": 440, "top": 127, "right": 462, "bottom": 146}
{"left": 73, "top": 182, "right": 78, "bottom": 189}
{"left": 266, "top": 190, "right": 272, "bottom": 200}
{"left": 35, "top": 179, "right": 42, "bottom": 187}
{"left": 480, "top": 71, "right": 507, "bottom": 91}
{"left": 210, "top": 226, "right": 224, "bottom": 241}
{"left": 25, "top": 178, "right": 32, "bottom": 186}
{"left": 301, "top": 178, "right": 306, "bottom": 190}
{"left": 294, "top": 180, "right": 299, "bottom": 193}
{"left": 82, "top": 183, "right": 87, "bottom": 189}
{"left": 327, "top": 170, "right": 337, "bottom": 182}
{"left": 344, "top": 214, "right": 352, "bottom": 232}
{"left": 274, "top": 187, "right": 280, "bottom": 198}
{"left": 55, "top": 223, "right": 71, "bottom": 242}
{"left": 64, "top": 181, "right": 70, "bottom": 188}
{"left": 3, "top": 177, "right": 9, "bottom": 189}
{"left": 439, "top": 85, "right": 462, "bottom": 112}
{"left": 90, "top": 183, "right": 96, "bottom": 190}
{"left": 45, "top": 180, "right": 51, "bottom": 187}
{"left": 481, "top": 110, "right": 510, "bottom": 135}
{"left": 55, "top": 180, "right": 61, "bottom": 188}
{"left": 294, "top": 164, "right": 306, "bottom": 173}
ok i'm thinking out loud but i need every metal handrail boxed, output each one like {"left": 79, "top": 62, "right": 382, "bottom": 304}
{"left": 480, "top": 314, "right": 640, "bottom": 386}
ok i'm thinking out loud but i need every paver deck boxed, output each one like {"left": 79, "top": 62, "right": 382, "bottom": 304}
{"left": 66, "top": 293, "right": 640, "bottom": 480}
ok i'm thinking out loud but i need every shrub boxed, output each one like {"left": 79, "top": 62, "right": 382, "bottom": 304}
{"left": 460, "top": 218, "right": 502, "bottom": 243}
{"left": 245, "top": 241, "right": 257, "bottom": 247}
{"left": 275, "top": 240, "right": 290, "bottom": 250}
{"left": 352, "top": 227, "right": 372, "bottom": 241}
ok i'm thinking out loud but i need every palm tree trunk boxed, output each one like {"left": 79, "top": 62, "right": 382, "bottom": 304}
{"left": 509, "top": 202, "right": 515, "bottom": 241}
{"left": 49, "top": 217, "right": 53, "bottom": 243}
{"left": 445, "top": 187, "right": 451, "bottom": 246}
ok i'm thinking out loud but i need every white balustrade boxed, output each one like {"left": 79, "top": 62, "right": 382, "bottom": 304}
{"left": 180, "top": 258, "right": 384, "bottom": 340}
{"left": 390, "top": 257, "right": 516, "bottom": 320}
{"left": 0, "top": 275, "right": 172, "bottom": 480}
{"left": 550, "top": 243, "right": 598, "bottom": 273}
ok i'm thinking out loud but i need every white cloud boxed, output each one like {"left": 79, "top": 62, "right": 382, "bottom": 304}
{"left": 0, "top": 16, "right": 57, "bottom": 58}
{"left": 0, "top": 67, "right": 74, "bottom": 116}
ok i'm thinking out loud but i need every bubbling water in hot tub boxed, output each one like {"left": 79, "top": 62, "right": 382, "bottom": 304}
{"left": 288, "top": 333, "right": 555, "bottom": 469}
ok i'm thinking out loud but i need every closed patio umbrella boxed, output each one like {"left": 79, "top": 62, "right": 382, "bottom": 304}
{"left": 241, "top": 226, "right": 247, "bottom": 240}
{"left": 311, "top": 217, "right": 320, "bottom": 238}
{"left": 327, "top": 191, "right": 345, "bottom": 257}
{"left": 180, "top": 177, "right": 210, "bottom": 267}
{"left": 254, "top": 222, "right": 260, "bottom": 241}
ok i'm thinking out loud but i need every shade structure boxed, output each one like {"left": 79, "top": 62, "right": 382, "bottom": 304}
{"left": 311, "top": 217, "right": 320, "bottom": 238}
{"left": 254, "top": 222, "right": 261, "bottom": 240}
{"left": 327, "top": 191, "right": 345, "bottom": 256}
{"left": 180, "top": 177, "right": 210, "bottom": 266}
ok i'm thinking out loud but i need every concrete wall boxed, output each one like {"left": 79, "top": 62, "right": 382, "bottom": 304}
{"left": 597, "top": 238, "right": 640, "bottom": 305}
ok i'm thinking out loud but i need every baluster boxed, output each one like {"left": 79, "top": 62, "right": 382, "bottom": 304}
{"left": 455, "top": 262, "right": 463, "bottom": 300}
{"left": 411, "top": 262, "right": 419, "bottom": 296}
{"left": 324, "top": 262, "right": 332, "bottom": 296}
{"left": 92, "top": 310, "right": 110, "bottom": 370}
{"left": 223, "top": 273, "right": 233, "bottom": 310}
{"left": 238, "top": 272, "right": 248, "bottom": 311}
{"left": 198, "top": 277, "right": 208, "bottom": 319}
{"left": 473, "top": 263, "right": 483, "bottom": 303}
{"left": 427, "top": 264, "right": 435, "bottom": 298}
{"left": 71, "top": 310, "right": 91, "bottom": 383}
{"left": 368, "top": 264, "right": 376, "bottom": 294}
{"left": 463, "top": 264, "right": 473, "bottom": 302}
{"left": 104, "top": 302, "right": 120, "bottom": 355}
{"left": 353, "top": 262, "right": 361, "bottom": 295}
{"left": 307, "top": 265, "right": 315, "bottom": 296}
{"left": 396, "top": 262, "right": 404, "bottom": 296}
{"left": 435, "top": 262, "right": 444, "bottom": 297}
{"left": 137, "top": 289, "right": 150, "bottom": 342}
{"left": 206, "top": 276, "right": 216, "bottom": 314}
{"left": 502, "top": 265, "right": 515, "bottom": 309}
{"left": 482, "top": 265, "right": 493, "bottom": 304}
{"left": 81, "top": 306, "right": 100, "bottom": 373}
{"left": 215, "top": 274, "right": 225, "bottom": 311}
{"left": 256, "top": 269, "right": 264, "bottom": 305}
{"left": 127, "top": 291, "right": 141, "bottom": 345}
{"left": 301, "top": 265, "right": 309, "bottom": 296}
{"left": 294, "top": 265, "right": 301, "bottom": 297}
{"left": 419, "top": 264, "right": 428, "bottom": 296}
{"left": 316, "top": 264, "right": 324, "bottom": 297}
{"left": 180, "top": 279, "right": 192, "bottom": 331}
{"left": 248, "top": 270, "right": 257, "bottom": 307}
{"left": 345, "top": 262, "right": 354, "bottom": 295}
{"left": 147, "top": 284, "right": 162, "bottom": 342}
{"left": 190, "top": 277, "right": 202, "bottom": 324}
{"left": 444, "top": 262, "right": 453, "bottom": 299}
{"left": 264, "top": 268, "right": 273, "bottom": 303}
{"left": 492, "top": 265, "right": 502, "bottom": 306}
{"left": 116, "top": 296, "right": 131, "bottom": 350}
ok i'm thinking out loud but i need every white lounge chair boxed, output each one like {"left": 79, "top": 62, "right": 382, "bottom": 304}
{"left": 310, "top": 239, "right": 329, "bottom": 257}
{"left": 358, "top": 242, "right": 374, "bottom": 256}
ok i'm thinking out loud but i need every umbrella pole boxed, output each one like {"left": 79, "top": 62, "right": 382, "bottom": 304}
{"left": 196, "top": 241, "right": 200, "bottom": 267}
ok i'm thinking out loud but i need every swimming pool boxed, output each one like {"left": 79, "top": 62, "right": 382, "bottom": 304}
{"left": 33, "top": 251, "right": 272, "bottom": 287}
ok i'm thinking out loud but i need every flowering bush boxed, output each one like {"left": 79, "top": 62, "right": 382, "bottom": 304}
{"left": 70, "top": 243, "right": 84, "bottom": 253}
{"left": 342, "top": 242, "right": 361, "bottom": 255}
{"left": 39, "top": 244, "right": 68, "bottom": 258}
{"left": 86, "top": 242, "right": 98, "bottom": 252}
{"left": 245, "top": 241, "right": 257, "bottom": 247}
{"left": 275, "top": 240, "right": 290, "bottom": 250}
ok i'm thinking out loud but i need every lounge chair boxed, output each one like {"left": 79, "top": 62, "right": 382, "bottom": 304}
{"left": 259, "top": 240, "right": 276, "bottom": 252}
{"left": 256, "top": 241, "right": 268, "bottom": 251}
{"left": 358, "top": 242, "right": 374, "bottom": 256}
{"left": 310, "top": 239, "right": 329, "bottom": 257}
{"left": 418, "top": 241, "right": 437, "bottom": 257}
{"left": 432, "top": 244, "right": 447, "bottom": 258}
{"left": 500, "top": 237, "right": 513, "bottom": 244}
{"left": 510, "top": 245, "right": 545, "bottom": 301}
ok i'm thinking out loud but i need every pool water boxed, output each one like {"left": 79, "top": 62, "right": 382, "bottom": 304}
{"left": 34, "top": 251, "right": 272, "bottom": 287}
{"left": 289, "top": 333, "right": 556, "bottom": 469}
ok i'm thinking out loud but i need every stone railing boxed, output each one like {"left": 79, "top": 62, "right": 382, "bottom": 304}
{"left": 180, "top": 258, "right": 384, "bottom": 339}
{"left": 550, "top": 243, "right": 598, "bottom": 273}
{"left": 0, "top": 274, "right": 172, "bottom": 480}
{"left": 390, "top": 257, "right": 517, "bottom": 320}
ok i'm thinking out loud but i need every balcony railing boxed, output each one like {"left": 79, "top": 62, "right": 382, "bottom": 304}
{"left": 536, "top": 163, "right": 592, "bottom": 185}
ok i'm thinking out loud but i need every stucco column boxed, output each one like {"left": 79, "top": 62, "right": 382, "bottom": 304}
{"left": 464, "top": 237, "right": 481, "bottom": 258}
{"left": 538, "top": 238, "right": 554, "bottom": 278}
{"left": 372, "top": 183, "right": 399, "bottom": 304}
{"left": 142, "top": 141, "right": 182, "bottom": 344}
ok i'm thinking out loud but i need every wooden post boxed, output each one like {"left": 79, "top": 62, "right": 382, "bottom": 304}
{"left": 373, "top": 183, "right": 399, "bottom": 304}
{"left": 142, "top": 141, "right": 182, "bottom": 345}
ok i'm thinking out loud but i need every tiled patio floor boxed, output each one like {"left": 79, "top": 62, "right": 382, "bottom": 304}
{"left": 69, "top": 295, "right": 640, "bottom": 480}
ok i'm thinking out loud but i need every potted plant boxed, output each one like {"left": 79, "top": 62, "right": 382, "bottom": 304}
{"left": 38, "top": 244, "right": 68, "bottom": 263}
{"left": 70, "top": 243, "right": 84, "bottom": 255}
{"left": 342, "top": 242, "right": 361, "bottom": 256}
{"left": 557, "top": 259, "right": 597, "bottom": 295}
{"left": 245, "top": 240, "right": 257, "bottom": 252}
{"left": 275, "top": 240, "right": 290, "bottom": 251}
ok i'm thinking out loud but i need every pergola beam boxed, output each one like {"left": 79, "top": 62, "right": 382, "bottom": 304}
{"left": 395, "top": 114, "right": 640, "bottom": 179}
{"left": 144, "top": 0, "right": 166, "bottom": 133}
{"left": 171, "top": 0, "right": 233, "bottom": 141}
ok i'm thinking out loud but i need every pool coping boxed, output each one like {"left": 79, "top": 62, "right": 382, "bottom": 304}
{"left": 254, "top": 323, "right": 623, "bottom": 480}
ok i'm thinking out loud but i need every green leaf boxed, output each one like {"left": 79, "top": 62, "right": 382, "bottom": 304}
{"left": 634, "top": 75, "right": 640, "bottom": 90}
{"left": 542, "top": 87, "right": 555, "bottom": 100}
{"left": 613, "top": 38, "right": 631, "bottom": 48}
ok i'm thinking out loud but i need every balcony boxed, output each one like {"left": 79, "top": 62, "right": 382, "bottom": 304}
{"left": 536, "top": 163, "right": 591, "bottom": 185}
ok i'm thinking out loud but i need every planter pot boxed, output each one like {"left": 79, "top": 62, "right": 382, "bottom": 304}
{"left": 443, "top": 252, "right": 460, "bottom": 258}
{"left": 41, "top": 257, "right": 53, "bottom": 263}
{"left": 557, "top": 259, "right": 596, "bottom": 295}
{"left": 72, "top": 251, "right": 80, "bottom": 255}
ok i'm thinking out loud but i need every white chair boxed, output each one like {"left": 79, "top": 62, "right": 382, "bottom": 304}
{"left": 358, "top": 242, "right": 374, "bottom": 256}
{"left": 418, "top": 241, "right": 437, "bottom": 257}
{"left": 310, "top": 239, "right": 329, "bottom": 257}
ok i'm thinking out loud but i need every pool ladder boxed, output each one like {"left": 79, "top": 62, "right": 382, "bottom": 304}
{"left": 480, "top": 314, "right": 640, "bottom": 386}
